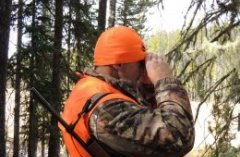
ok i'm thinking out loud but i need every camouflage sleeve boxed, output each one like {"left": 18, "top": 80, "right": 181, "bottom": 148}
{"left": 89, "top": 77, "right": 195, "bottom": 157}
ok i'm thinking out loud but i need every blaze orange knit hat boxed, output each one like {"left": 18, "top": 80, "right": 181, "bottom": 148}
{"left": 94, "top": 26, "right": 146, "bottom": 65}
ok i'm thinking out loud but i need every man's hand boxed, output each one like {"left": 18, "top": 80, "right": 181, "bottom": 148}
{"left": 145, "top": 53, "right": 172, "bottom": 84}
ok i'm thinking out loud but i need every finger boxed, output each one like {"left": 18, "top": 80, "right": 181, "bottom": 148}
{"left": 155, "top": 54, "right": 162, "bottom": 62}
{"left": 146, "top": 53, "right": 155, "bottom": 61}
{"left": 146, "top": 53, "right": 152, "bottom": 60}
{"left": 148, "top": 53, "right": 158, "bottom": 61}
{"left": 157, "top": 55, "right": 167, "bottom": 62}
{"left": 153, "top": 53, "right": 159, "bottom": 61}
{"left": 161, "top": 55, "right": 168, "bottom": 62}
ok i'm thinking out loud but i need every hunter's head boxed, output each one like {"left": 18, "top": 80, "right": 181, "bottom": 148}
{"left": 94, "top": 26, "right": 146, "bottom": 81}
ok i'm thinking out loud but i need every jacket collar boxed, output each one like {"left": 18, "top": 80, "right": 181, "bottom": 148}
{"left": 83, "top": 68, "right": 153, "bottom": 107}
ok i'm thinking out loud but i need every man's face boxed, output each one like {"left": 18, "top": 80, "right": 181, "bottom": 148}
{"left": 118, "top": 60, "right": 145, "bottom": 81}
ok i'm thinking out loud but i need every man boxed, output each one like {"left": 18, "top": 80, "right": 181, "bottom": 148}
{"left": 60, "top": 26, "right": 195, "bottom": 157}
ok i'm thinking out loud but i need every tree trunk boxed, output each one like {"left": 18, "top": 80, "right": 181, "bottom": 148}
{"left": 108, "top": 0, "right": 116, "bottom": 27}
{"left": 28, "top": 0, "right": 38, "bottom": 156}
{"left": 41, "top": 119, "right": 46, "bottom": 157}
{"left": 123, "top": 0, "right": 128, "bottom": 25}
{"left": 67, "top": 0, "right": 72, "bottom": 89}
{"left": 73, "top": 0, "right": 82, "bottom": 70}
{"left": 98, "top": 0, "right": 107, "bottom": 31}
{"left": 48, "top": 0, "right": 63, "bottom": 156}
{"left": 41, "top": 138, "right": 45, "bottom": 157}
{"left": 0, "top": 0, "right": 12, "bottom": 156}
{"left": 28, "top": 98, "right": 38, "bottom": 157}
{"left": 39, "top": 1, "right": 49, "bottom": 156}
{"left": 13, "top": 0, "right": 23, "bottom": 157}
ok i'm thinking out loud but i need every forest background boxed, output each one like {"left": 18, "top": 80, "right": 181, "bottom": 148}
{"left": 0, "top": 0, "right": 240, "bottom": 157}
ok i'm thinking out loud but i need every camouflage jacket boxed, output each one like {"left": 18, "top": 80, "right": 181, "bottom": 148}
{"left": 84, "top": 69, "right": 195, "bottom": 157}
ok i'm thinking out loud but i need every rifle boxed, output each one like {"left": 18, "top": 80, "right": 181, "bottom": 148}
{"left": 31, "top": 87, "right": 110, "bottom": 157}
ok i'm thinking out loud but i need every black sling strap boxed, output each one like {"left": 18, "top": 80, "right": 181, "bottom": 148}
{"left": 83, "top": 93, "right": 111, "bottom": 113}
{"left": 31, "top": 87, "right": 111, "bottom": 157}
{"left": 80, "top": 93, "right": 127, "bottom": 157}
{"left": 70, "top": 92, "right": 111, "bottom": 130}
{"left": 68, "top": 93, "right": 111, "bottom": 157}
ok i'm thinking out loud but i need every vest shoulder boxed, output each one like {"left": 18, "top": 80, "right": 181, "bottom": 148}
{"left": 62, "top": 76, "right": 116, "bottom": 123}
{"left": 75, "top": 76, "right": 117, "bottom": 93}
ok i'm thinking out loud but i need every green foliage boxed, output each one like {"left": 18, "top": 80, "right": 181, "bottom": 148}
{"left": 116, "top": 0, "right": 159, "bottom": 34}
{"left": 146, "top": 30, "right": 180, "bottom": 53}
{"left": 8, "top": 0, "right": 107, "bottom": 154}
{"left": 207, "top": 93, "right": 236, "bottom": 156}
{"left": 205, "top": 146, "right": 240, "bottom": 157}
{"left": 67, "top": 0, "right": 98, "bottom": 71}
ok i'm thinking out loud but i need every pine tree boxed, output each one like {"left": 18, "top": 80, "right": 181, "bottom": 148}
{"left": 48, "top": 0, "right": 63, "bottom": 156}
{"left": 71, "top": 0, "right": 97, "bottom": 70}
{"left": 28, "top": 0, "right": 38, "bottom": 156}
{"left": 0, "top": 0, "right": 12, "bottom": 156}
{"left": 13, "top": 0, "right": 23, "bottom": 156}
{"left": 108, "top": 0, "right": 116, "bottom": 27}
{"left": 98, "top": 0, "right": 107, "bottom": 31}
{"left": 117, "top": 0, "right": 156, "bottom": 33}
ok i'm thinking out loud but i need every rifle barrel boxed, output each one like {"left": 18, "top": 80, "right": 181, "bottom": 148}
{"left": 30, "top": 87, "right": 90, "bottom": 152}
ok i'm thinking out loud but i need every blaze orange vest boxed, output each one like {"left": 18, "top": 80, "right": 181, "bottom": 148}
{"left": 60, "top": 76, "right": 137, "bottom": 157}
